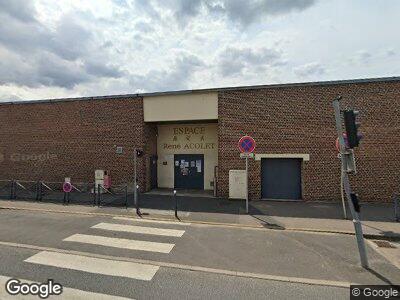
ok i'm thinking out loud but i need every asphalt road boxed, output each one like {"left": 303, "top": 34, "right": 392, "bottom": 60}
{"left": 0, "top": 208, "right": 397, "bottom": 299}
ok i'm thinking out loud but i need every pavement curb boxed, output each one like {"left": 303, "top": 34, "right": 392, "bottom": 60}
{"left": 1, "top": 204, "right": 398, "bottom": 240}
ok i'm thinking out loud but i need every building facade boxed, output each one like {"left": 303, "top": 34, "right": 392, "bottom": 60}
{"left": 0, "top": 77, "right": 399, "bottom": 202}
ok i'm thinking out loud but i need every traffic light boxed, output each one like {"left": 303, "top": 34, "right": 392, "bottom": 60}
{"left": 343, "top": 110, "right": 362, "bottom": 148}
{"left": 136, "top": 149, "right": 144, "bottom": 157}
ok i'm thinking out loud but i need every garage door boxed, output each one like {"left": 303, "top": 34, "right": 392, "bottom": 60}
{"left": 261, "top": 158, "right": 302, "bottom": 200}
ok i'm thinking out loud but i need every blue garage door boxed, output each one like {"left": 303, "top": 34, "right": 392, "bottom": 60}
{"left": 261, "top": 158, "right": 302, "bottom": 200}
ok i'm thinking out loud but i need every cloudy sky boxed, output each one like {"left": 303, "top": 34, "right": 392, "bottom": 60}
{"left": 0, "top": 0, "right": 399, "bottom": 101}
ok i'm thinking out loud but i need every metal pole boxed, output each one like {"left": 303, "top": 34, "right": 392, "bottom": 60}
{"left": 342, "top": 170, "right": 369, "bottom": 268}
{"left": 134, "top": 149, "right": 137, "bottom": 208}
{"left": 333, "top": 97, "right": 368, "bottom": 268}
{"left": 394, "top": 194, "right": 399, "bottom": 222}
{"left": 36, "top": 181, "right": 40, "bottom": 201}
{"left": 136, "top": 184, "right": 141, "bottom": 215}
{"left": 340, "top": 169, "right": 347, "bottom": 219}
{"left": 93, "top": 183, "right": 97, "bottom": 206}
{"left": 246, "top": 156, "right": 249, "bottom": 214}
{"left": 174, "top": 190, "right": 178, "bottom": 219}
{"left": 97, "top": 184, "right": 101, "bottom": 207}
{"left": 125, "top": 185, "right": 128, "bottom": 210}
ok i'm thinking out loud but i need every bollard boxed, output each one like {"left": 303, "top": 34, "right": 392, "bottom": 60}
{"left": 38, "top": 182, "right": 43, "bottom": 201}
{"left": 10, "top": 180, "right": 15, "bottom": 200}
{"left": 97, "top": 184, "right": 102, "bottom": 207}
{"left": 125, "top": 185, "right": 128, "bottom": 209}
{"left": 93, "top": 183, "right": 97, "bottom": 206}
{"left": 136, "top": 185, "right": 141, "bottom": 216}
{"left": 395, "top": 194, "right": 400, "bottom": 222}
{"left": 63, "top": 191, "right": 70, "bottom": 205}
{"left": 36, "top": 181, "right": 40, "bottom": 201}
{"left": 174, "top": 190, "right": 178, "bottom": 219}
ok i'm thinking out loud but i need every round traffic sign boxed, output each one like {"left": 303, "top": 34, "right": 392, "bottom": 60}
{"left": 63, "top": 182, "right": 72, "bottom": 193}
{"left": 238, "top": 136, "right": 256, "bottom": 153}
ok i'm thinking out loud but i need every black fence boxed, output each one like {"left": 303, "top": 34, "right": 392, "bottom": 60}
{"left": 0, "top": 180, "right": 130, "bottom": 208}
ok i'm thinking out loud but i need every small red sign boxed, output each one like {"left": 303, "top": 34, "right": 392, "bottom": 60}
{"left": 63, "top": 182, "right": 72, "bottom": 193}
{"left": 335, "top": 133, "right": 348, "bottom": 152}
{"left": 238, "top": 136, "right": 256, "bottom": 153}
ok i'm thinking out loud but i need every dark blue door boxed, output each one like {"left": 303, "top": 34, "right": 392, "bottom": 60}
{"left": 261, "top": 158, "right": 302, "bottom": 200}
{"left": 174, "top": 154, "right": 204, "bottom": 189}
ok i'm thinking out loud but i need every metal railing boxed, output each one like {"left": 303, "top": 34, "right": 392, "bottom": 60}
{"left": 0, "top": 180, "right": 130, "bottom": 207}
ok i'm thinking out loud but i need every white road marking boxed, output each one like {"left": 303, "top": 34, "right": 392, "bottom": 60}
{"left": 0, "top": 275, "right": 133, "bottom": 299}
{"left": 63, "top": 234, "right": 175, "bottom": 253}
{"left": 25, "top": 251, "right": 159, "bottom": 281}
{"left": 92, "top": 222, "right": 185, "bottom": 237}
{"left": 113, "top": 216, "right": 191, "bottom": 226}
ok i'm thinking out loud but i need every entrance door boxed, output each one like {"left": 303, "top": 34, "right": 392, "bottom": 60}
{"left": 174, "top": 154, "right": 204, "bottom": 189}
{"left": 261, "top": 158, "right": 302, "bottom": 200}
{"left": 150, "top": 155, "right": 158, "bottom": 189}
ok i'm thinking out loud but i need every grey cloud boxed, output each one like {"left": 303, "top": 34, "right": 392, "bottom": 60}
{"left": 385, "top": 48, "right": 396, "bottom": 57}
{"left": 0, "top": 48, "right": 90, "bottom": 89}
{"left": 293, "top": 62, "right": 325, "bottom": 77}
{"left": 349, "top": 50, "right": 372, "bottom": 65}
{"left": 36, "top": 54, "right": 90, "bottom": 88}
{"left": 168, "top": 0, "right": 316, "bottom": 26}
{"left": 221, "top": 0, "right": 316, "bottom": 26}
{"left": 134, "top": 21, "right": 154, "bottom": 34}
{"left": 48, "top": 15, "right": 92, "bottom": 61}
{"left": 134, "top": 0, "right": 161, "bottom": 20}
{"left": 0, "top": 0, "right": 37, "bottom": 23}
{"left": 130, "top": 53, "right": 205, "bottom": 91}
{"left": 174, "top": 0, "right": 203, "bottom": 25}
{"left": 0, "top": 6, "right": 124, "bottom": 89}
{"left": 218, "top": 46, "right": 284, "bottom": 77}
{"left": 84, "top": 61, "right": 125, "bottom": 78}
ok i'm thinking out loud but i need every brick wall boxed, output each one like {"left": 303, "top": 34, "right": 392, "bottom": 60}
{"left": 0, "top": 97, "right": 151, "bottom": 191}
{"left": 217, "top": 80, "right": 400, "bottom": 202}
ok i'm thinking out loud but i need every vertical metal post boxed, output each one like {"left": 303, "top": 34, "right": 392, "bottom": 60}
{"left": 136, "top": 184, "right": 141, "bottom": 215}
{"left": 134, "top": 149, "right": 137, "bottom": 208}
{"left": 36, "top": 181, "right": 40, "bottom": 201}
{"left": 10, "top": 180, "right": 16, "bottom": 200}
{"left": 97, "top": 184, "right": 101, "bottom": 207}
{"left": 394, "top": 194, "right": 399, "bottom": 222}
{"left": 333, "top": 97, "right": 369, "bottom": 268}
{"left": 93, "top": 183, "right": 97, "bottom": 206}
{"left": 174, "top": 190, "right": 178, "bottom": 219}
{"left": 340, "top": 170, "right": 347, "bottom": 219}
{"left": 125, "top": 185, "right": 128, "bottom": 209}
{"left": 245, "top": 156, "right": 249, "bottom": 214}
{"left": 10, "top": 180, "right": 14, "bottom": 199}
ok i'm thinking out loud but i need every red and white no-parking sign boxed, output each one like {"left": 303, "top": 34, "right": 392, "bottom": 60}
{"left": 238, "top": 136, "right": 256, "bottom": 153}
{"left": 63, "top": 182, "right": 72, "bottom": 193}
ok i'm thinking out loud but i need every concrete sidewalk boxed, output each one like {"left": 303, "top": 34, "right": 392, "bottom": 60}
{"left": 1, "top": 198, "right": 399, "bottom": 240}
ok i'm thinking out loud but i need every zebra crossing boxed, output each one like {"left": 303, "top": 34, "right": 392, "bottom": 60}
{"left": 8, "top": 217, "right": 190, "bottom": 299}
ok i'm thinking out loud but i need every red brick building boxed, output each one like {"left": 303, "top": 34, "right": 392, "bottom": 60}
{"left": 1, "top": 77, "right": 399, "bottom": 202}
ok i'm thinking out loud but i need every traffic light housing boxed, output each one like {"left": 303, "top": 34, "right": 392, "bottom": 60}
{"left": 136, "top": 149, "right": 144, "bottom": 157}
{"left": 343, "top": 110, "right": 362, "bottom": 148}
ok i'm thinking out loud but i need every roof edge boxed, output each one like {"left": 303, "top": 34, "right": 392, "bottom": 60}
{"left": 1, "top": 76, "right": 399, "bottom": 106}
